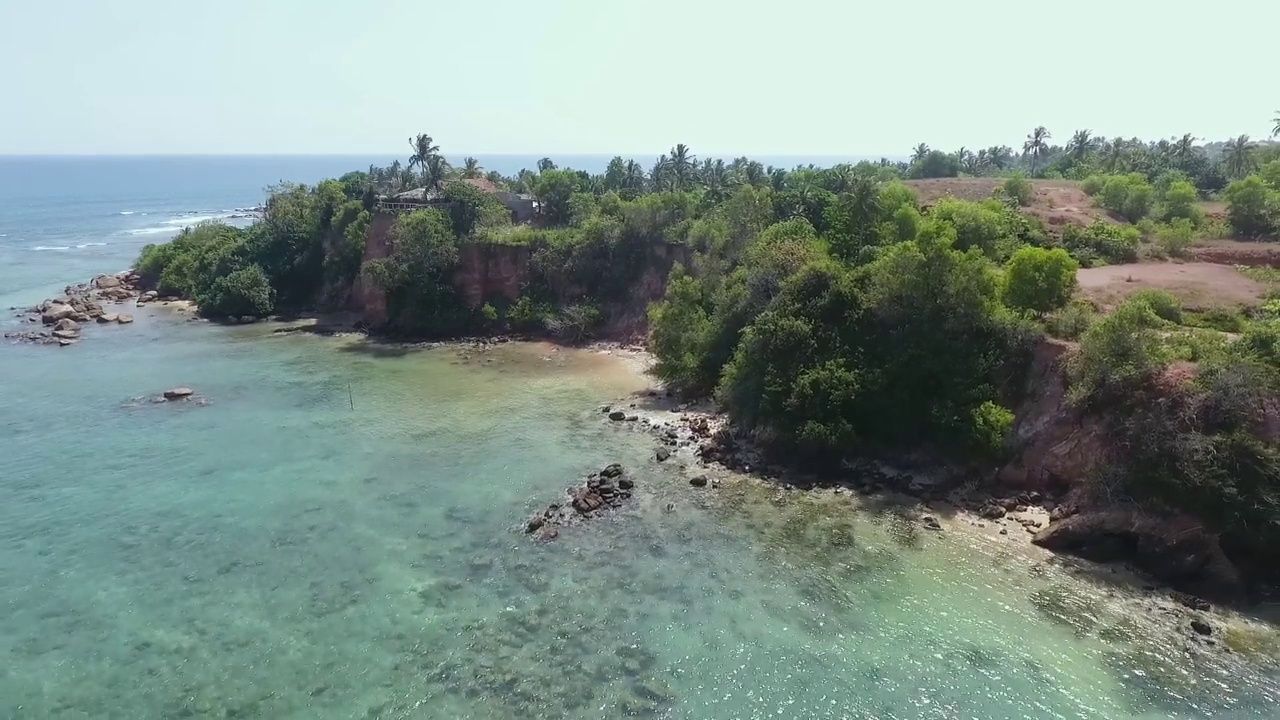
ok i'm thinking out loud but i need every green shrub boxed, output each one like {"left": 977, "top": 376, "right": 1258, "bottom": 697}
{"left": 1069, "top": 298, "right": 1169, "bottom": 402}
{"left": 1000, "top": 246, "right": 1078, "bottom": 315}
{"left": 1098, "top": 173, "right": 1155, "bottom": 223}
{"left": 929, "top": 198, "right": 1015, "bottom": 258}
{"left": 1000, "top": 174, "right": 1034, "bottom": 207}
{"left": 1185, "top": 306, "right": 1246, "bottom": 334}
{"left": 480, "top": 302, "right": 498, "bottom": 323}
{"left": 1224, "top": 176, "right": 1277, "bottom": 238}
{"left": 1081, "top": 175, "right": 1105, "bottom": 195}
{"left": 1062, "top": 221, "right": 1141, "bottom": 265}
{"left": 1129, "top": 289, "right": 1183, "bottom": 324}
{"left": 546, "top": 303, "right": 602, "bottom": 342}
{"left": 508, "top": 296, "right": 552, "bottom": 332}
{"left": 1045, "top": 300, "right": 1096, "bottom": 340}
{"left": 196, "top": 264, "right": 275, "bottom": 318}
{"left": 968, "top": 401, "right": 1015, "bottom": 459}
{"left": 1154, "top": 219, "right": 1196, "bottom": 258}
{"left": 1158, "top": 180, "right": 1203, "bottom": 226}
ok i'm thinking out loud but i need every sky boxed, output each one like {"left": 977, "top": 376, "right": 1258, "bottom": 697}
{"left": 2, "top": 0, "right": 1277, "bottom": 156}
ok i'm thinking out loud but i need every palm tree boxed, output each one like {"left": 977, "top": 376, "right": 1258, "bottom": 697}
{"left": 826, "top": 164, "right": 858, "bottom": 194}
{"left": 1023, "top": 127, "right": 1051, "bottom": 175}
{"left": 669, "top": 144, "right": 696, "bottom": 191}
{"left": 423, "top": 155, "right": 451, "bottom": 189}
{"left": 1272, "top": 110, "right": 1280, "bottom": 138}
{"left": 649, "top": 155, "right": 672, "bottom": 192}
{"left": 986, "top": 146, "right": 1012, "bottom": 170}
{"left": 962, "top": 150, "right": 985, "bottom": 176}
{"left": 408, "top": 133, "right": 440, "bottom": 178}
{"left": 768, "top": 167, "right": 788, "bottom": 192}
{"left": 461, "top": 157, "right": 483, "bottom": 179}
{"left": 702, "top": 159, "right": 734, "bottom": 203}
{"left": 484, "top": 170, "right": 505, "bottom": 187}
{"left": 742, "top": 161, "right": 767, "bottom": 188}
{"left": 1102, "top": 138, "right": 1128, "bottom": 172}
{"left": 911, "top": 143, "right": 931, "bottom": 164}
{"left": 1172, "top": 134, "right": 1198, "bottom": 161}
{"left": 620, "top": 160, "right": 645, "bottom": 193}
{"left": 1066, "top": 129, "right": 1095, "bottom": 162}
{"left": 1223, "top": 134, "right": 1257, "bottom": 178}
{"left": 537, "top": 158, "right": 556, "bottom": 173}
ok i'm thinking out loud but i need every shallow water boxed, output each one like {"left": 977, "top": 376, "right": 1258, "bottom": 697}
{"left": 1, "top": 314, "right": 1278, "bottom": 718}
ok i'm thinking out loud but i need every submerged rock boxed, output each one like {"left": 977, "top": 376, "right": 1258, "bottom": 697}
{"left": 526, "top": 464, "right": 636, "bottom": 540}
{"left": 690, "top": 475, "right": 708, "bottom": 488}
{"left": 608, "top": 410, "right": 627, "bottom": 421}
{"left": 1190, "top": 619, "right": 1213, "bottom": 636}
{"left": 163, "top": 387, "right": 195, "bottom": 400}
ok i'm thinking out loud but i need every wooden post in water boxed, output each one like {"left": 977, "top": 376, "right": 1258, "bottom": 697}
{"left": 348, "top": 383, "right": 354, "bottom": 411}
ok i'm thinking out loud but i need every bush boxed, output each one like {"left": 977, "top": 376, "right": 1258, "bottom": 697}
{"left": 1045, "top": 300, "right": 1096, "bottom": 340}
{"left": 1224, "top": 176, "right": 1277, "bottom": 239}
{"left": 928, "top": 198, "right": 1014, "bottom": 258}
{"left": 1081, "top": 175, "right": 1105, "bottom": 195}
{"left": 508, "top": 296, "right": 552, "bottom": 332}
{"left": 968, "top": 401, "right": 1015, "bottom": 459}
{"left": 1154, "top": 218, "right": 1196, "bottom": 258}
{"left": 1000, "top": 174, "right": 1033, "bottom": 207}
{"left": 546, "top": 303, "right": 602, "bottom": 342}
{"left": 1129, "top": 289, "right": 1182, "bottom": 324}
{"left": 195, "top": 264, "right": 275, "bottom": 318}
{"left": 1000, "top": 246, "right": 1078, "bottom": 315}
{"left": 1158, "top": 180, "right": 1203, "bottom": 226}
{"left": 1069, "top": 298, "right": 1169, "bottom": 402}
{"left": 1098, "top": 173, "right": 1155, "bottom": 222}
{"left": 1062, "top": 222, "right": 1141, "bottom": 265}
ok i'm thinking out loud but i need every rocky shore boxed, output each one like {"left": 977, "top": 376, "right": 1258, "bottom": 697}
{"left": 5, "top": 271, "right": 158, "bottom": 346}
{"left": 585, "top": 380, "right": 1275, "bottom": 652}
{"left": 524, "top": 463, "right": 637, "bottom": 541}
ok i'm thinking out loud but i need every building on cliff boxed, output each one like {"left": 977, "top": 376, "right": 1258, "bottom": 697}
{"left": 379, "top": 178, "right": 537, "bottom": 224}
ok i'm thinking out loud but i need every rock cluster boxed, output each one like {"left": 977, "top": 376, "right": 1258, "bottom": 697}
{"left": 6, "top": 272, "right": 146, "bottom": 346}
{"left": 525, "top": 464, "right": 635, "bottom": 541}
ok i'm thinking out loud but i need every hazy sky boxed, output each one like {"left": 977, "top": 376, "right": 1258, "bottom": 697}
{"left": 2, "top": 0, "right": 1276, "bottom": 156}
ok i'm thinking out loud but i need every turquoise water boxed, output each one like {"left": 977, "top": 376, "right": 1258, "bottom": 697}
{"left": 2, "top": 310, "right": 1278, "bottom": 718}
{"left": 2, "top": 156, "right": 1279, "bottom": 718}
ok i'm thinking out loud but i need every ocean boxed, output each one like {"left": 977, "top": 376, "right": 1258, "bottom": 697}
{"left": 1, "top": 156, "right": 1277, "bottom": 719}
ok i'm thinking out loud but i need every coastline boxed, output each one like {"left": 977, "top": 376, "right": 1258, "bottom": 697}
{"left": 10, "top": 266, "right": 1280, "bottom": 667}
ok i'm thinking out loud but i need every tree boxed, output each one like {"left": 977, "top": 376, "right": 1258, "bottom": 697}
{"left": 1067, "top": 129, "right": 1096, "bottom": 162}
{"left": 649, "top": 155, "right": 672, "bottom": 192}
{"left": 1023, "top": 126, "right": 1051, "bottom": 175}
{"left": 1223, "top": 176, "right": 1277, "bottom": 238}
{"left": 1159, "top": 180, "right": 1203, "bottom": 226}
{"left": 670, "top": 143, "right": 697, "bottom": 191}
{"left": 537, "top": 157, "right": 557, "bottom": 172}
{"left": 1000, "top": 246, "right": 1078, "bottom": 315}
{"left": 1223, "top": 134, "right": 1258, "bottom": 178}
{"left": 986, "top": 146, "right": 1013, "bottom": 170}
{"left": 408, "top": 133, "right": 440, "bottom": 178}
{"left": 1103, "top": 137, "right": 1128, "bottom": 172}
{"left": 909, "top": 150, "right": 961, "bottom": 179}
{"left": 1273, "top": 110, "right": 1280, "bottom": 139}
{"left": 1173, "top": 133, "right": 1198, "bottom": 161}
{"left": 422, "top": 155, "right": 451, "bottom": 189}
{"left": 461, "top": 157, "right": 483, "bottom": 179}
{"left": 623, "top": 160, "right": 647, "bottom": 193}
{"left": 533, "top": 169, "right": 582, "bottom": 224}
{"left": 911, "top": 143, "right": 931, "bottom": 164}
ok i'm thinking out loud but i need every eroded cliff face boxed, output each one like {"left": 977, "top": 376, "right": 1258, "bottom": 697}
{"left": 351, "top": 212, "right": 691, "bottom": 336}
{"left": 999, "top": 338, "right": 1107, "bottom": 496}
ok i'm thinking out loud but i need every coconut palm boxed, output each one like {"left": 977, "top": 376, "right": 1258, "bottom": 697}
{"left": 986, "top": 146, "right": 1012, "bottom": 170}
{"left": 1272, "top": 110, "right": 1280, "bottom": 138}
{"left": 1023, "top": 127, "right": 1051, "bottom": 175}
{"left": 537, "top": 158, "right": 556, "bottom": 173}
{"left": 911, "top": 143, "right": 931, "bottom": 164}
{"left": 1223, "top": 134, "right": 1257, "bottom": 178}
{"left": 1172, "top": 134, "right": 1198, "bottom": 161}
{"left": 1103, "top": 138, "right": 1128, "bottom": 172}
{"left": 617, "top": 160, "right": 643, "bottom": 193}
{"left": 461, "top": 157, "right": 483, "bottom": 179}
{"left": 1066, "top": 129, "right": 1096, "bottom": 162}
{"left": 962, "top": 150, "right": 985, "bottom": 175}
{"left": 649, "top": 155, "right": 672, "bottom": 192}
{"left": 768, "top": 167, "right": 788, "bottom": 192}
{"left": 422, "top": 155, "right": 451, "bottom": 189}
{"left": 408, "top": 134, "right": 440, "bottom": 177}
{"left": 669, "top": 144, "right": 697, "bottom": 191}
{"left": 741, "top": 161, "right": 767, "bottom": 188}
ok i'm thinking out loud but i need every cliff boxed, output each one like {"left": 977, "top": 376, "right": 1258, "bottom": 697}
{"left": 352, "top": 211, "right": 691, "bottom": 337}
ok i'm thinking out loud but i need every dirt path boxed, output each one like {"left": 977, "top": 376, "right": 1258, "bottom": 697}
{"left": 906, "top": 178, "right": 1113, "bottom": 230}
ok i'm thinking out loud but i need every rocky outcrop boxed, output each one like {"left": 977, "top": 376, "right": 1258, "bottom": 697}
{"left": 999, "top": 339, "right": 1107, "bottom": 494}
{"left": 526, "top": 464, "right": 636, "bottom": 540}
{"left": 8, "top": 272, "right": 144, "bottom": 347}
{"left": 1032, "top": 508, "right": 1244, "bottom": 600}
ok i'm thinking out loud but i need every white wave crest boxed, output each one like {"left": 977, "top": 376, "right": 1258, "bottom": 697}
{"left": 118, "top": 211, "right": 135, "bottom": 215}
{"left": 32, "top": 245, "right": 71, "bottom": 251}
{"left": 163, "top": 215, "right": 220, "bottom": 226}
{"left": 75, "top": 242, "right": 108, "bottom": 248}
{"left": 127, "top": 226, "right": 181, "bottom": 236}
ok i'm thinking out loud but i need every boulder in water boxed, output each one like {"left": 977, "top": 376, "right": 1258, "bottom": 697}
{"left": 41, "top": 304, "right": 73, "bottom": 324}
{"left": 97, "top": 313, "right": 119, "bottom": 323}
{"left": 163, "top": 387, "right": 195, "bottom": 400}
{"left": 116, "top": 314, "right": 134, "bottom": 324}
